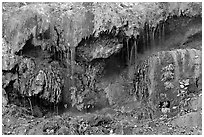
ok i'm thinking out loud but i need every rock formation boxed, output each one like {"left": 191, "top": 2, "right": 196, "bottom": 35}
{"left": 2, "top": 2, "right": 202, "bottom": 135}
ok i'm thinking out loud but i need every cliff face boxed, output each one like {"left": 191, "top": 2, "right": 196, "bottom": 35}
{"left": 2, "top": 2, "right": 202, "bottom": 129}
{"left": 2, "top": 2, "right": 202, "bottom": 135}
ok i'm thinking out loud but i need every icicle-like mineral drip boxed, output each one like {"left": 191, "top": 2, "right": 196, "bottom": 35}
{"left": 152, "top": 27, "right": 155, "bottom": 48}
{"left": 134, "top": 39, "right": 137, "bottom": 69}
{"left": 162, "top": 22, "right": 165, "bottom": 44}
{"left": 126, "top": 38, "right": 129, "bottom": 65}
{"left": 146, "top": 22, "right": 149, "bottom": 49}
{"left": 158, "top": 23, "right": 161, "bottom": 46}
{"left": 129, "top": 41, "right": 134, "bottom": 66}
{"left": 143, "top": 33, "right": 146, "bottom": 52}
{"left": 70, "top": 46, "right": 75, "bottom": 86}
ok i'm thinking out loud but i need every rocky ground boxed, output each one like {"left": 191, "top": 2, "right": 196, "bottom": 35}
{"left": 2, "top": 95, "right": 202, "bottom": 135}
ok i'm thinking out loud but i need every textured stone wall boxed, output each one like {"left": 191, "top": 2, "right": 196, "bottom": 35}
{"left": 132, "top": 49, "right": 202, "bottom": 117}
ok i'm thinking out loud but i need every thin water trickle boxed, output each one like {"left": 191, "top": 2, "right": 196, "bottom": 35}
{"left": 129, "top": 44, "right": 134, "bottom": 66}
{"left": 28, "top": 98, "right": 33, "bottom": 115}
{"left": 53, "top": 47, "right": 56, "bottom": 60}
{"left": 162, "top": 23, "right": 165, "bottom": 44}
{"left": 146, "top": 22, "right": 149, "bottom": 49}
{"left": 152, "top": 28, "right": 156, "bottom": 48}
{"left": 134, "top": 40, "right": 137, "bottom": 69}
{"left": 70, "top": 47, "right": 75, "bottom": 86}
{"left": 57, "top": 105, "right": 59, "bottom": 115}
{"left": 158, "top": 24, "right": 161, "bottom": 46}
{"left": 143, "top": 35, "right": 146, "bottom": 52}
{"left": 23, "top": 96, "right": 25, "bottom": 108}
{"left": 126, "top": 38, "right": 129, "bottom": 65}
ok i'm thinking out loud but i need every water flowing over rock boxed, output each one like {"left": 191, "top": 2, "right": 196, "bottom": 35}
{"left": 2, "top": 2, "right": 202, "bottom": 135}
{"left": 132, "top": 48, "right": 202, "bottom": 117}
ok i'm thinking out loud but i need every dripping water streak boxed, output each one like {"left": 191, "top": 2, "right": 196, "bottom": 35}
{"left": 134, "top": 40, "right": 137, "bottom": 70}
{"left": 169, "top": 50, "right": 180, "bottom": 83}
{"left": 152, "top": 27, "right": 155, "bottom": 48}
{"left": 146, "top": 23, "right": 150, "bottom": 48}
{"left": 162, "top": 22, "right": 165, "bottom": 44}
{"left": 149, "top": 28, "right": 152, "bottom": 49}
{"left": 70, "top": 47, "right": 75, "bottom": 86}
{"left": 39, "top": 97, "right": 41, "bottom": 111}
{"left": 126, "top": 38, "right": 129, "bottom": 66}
{"left": 129, "top": 43, "right": 134, "bottom": 66}
{"left": 158, "top": 24, "right": 161, "bottom": 46}
{"left": 54, "top": 104, "right": 55, "bottom": 114}
{"left": 57, "top": 105, "right": 59, "bottom": 115}
{"left": 53, "top": 47, "right": 56, "bottom": 60}
{"left": 143, "top": 33, "right": 146, "bottom": 52}
{"left": 148, "top": 56, "right": 157, "bottom": 96}
{"left": 28, "top": 98, "right": 33, "bottom": 116}
{"left": 61, "top": 50, "right": 63, "bottom": 61}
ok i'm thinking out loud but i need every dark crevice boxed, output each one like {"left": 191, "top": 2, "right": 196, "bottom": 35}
{"left": 15, "top": 36, "right": 43, "bottom": 58}
{"left": 2, "top": 63, "right": 19, "bottom": 74}
{"left": 5, "top": 80, "right": 20, "bottom": 105}
{"left": 159, "top": 101, "right": 170, "bottom": 108}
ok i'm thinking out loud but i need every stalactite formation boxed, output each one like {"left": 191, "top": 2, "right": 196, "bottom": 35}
{"left": 2, "top": 2, "right": 202, "bottom": 122}
{"left": 2, "top": 2, "right": 203, "bottom": 135}
{"left": 15, "top": 57, "right": 65, "bottom": 104}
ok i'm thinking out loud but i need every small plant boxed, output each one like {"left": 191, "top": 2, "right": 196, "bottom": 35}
{"left": 177, "top": 79, "right": 191, "bottom": 115}
{"left": 163, "top": 81, "right": 174, "bottom": 90}
{"left": 161, "top": 64, "right": 175, "bottom": 90}
{"left": 70, "top": 86, "right": 78, "bottom": 107}
{"left": 161, "top": 64, "right": 174, "bottom": 82}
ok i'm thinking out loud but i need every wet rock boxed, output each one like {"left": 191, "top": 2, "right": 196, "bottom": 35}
{"left": 2, "top": 89, "right": 8, "bottom": 107}
{"left": 189, "top": 95, "right": 202, "bottom": 111}
{"left": 2, "top": 3, "right": 202, "bottom": 135}
{"left": 70, "top": 60, "right": 106, "bottom": 111}
{"left": 3, "top": 4, "right": 51, "bottom": 54}
{"left": 76, "top": 37, "right": 123, "bottom": 62}
{"left": 132, "top": 49, "right": 202, "bottom": 117}
{"left": 2, "top": 3, "right": 100, "bottom": 107}
{"left": 3, "top": 3, "right": 94, "bottom": 56}
{"left": 16, "top": 59, "right": 65, "bottom": 104}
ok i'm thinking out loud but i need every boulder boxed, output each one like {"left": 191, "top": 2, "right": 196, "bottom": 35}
{"left": 171, "top": 111, "right": 202, "bottom": 128}
{"left": 188, "top": 95, "right": 202, "bottom": 111}
{"left": 76, "top": 37, "right": 123, "bottom": 62}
